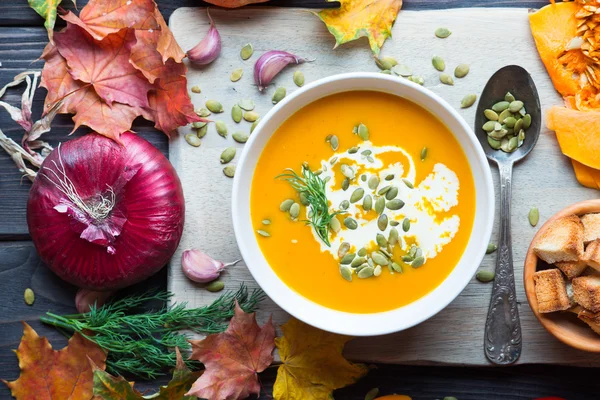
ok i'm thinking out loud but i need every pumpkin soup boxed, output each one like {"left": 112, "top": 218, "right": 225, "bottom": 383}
{"left": 250, "top": 91, "right": 475, "bottom": 313}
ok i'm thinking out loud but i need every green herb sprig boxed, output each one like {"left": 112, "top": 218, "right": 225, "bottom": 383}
{"left": 278, "top": 165, "right": 342, "bottom": 246}
{"left": 40, "top": 284, "right": 264, "bottom": 380}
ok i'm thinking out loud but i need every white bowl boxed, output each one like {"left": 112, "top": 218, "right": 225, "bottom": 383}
{"left": 232, "top": 72, "right": 494, "bottom": 336}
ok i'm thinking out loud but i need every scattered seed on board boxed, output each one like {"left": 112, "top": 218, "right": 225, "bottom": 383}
{"left": 238, "top": 99, "right": 255, "bottom": 111}
{"left": 529, "top": 207, "right": 539, "bottom": 226}
{"left": 440, "top": 73, "right": 454, "bottom": 85}
{"left": 365, "top": 388, "right": 379, "bottom": 400}
{"left": 432, "top": 56, "right": 445, "bottom": 71}
{"left": 486, "top": 243, "right": 498, "bottom": 254}
{"left": 206, "top": 100, "right": 223, "bottom": 113}
{"left": 206, "top": 280, "right": 225, "bottom": 292}
{"left": 231, "top": 104, "right": 243, "bottom": 123}
{"left": 230, "top": 68, "right": 243, "bottom": 82}
{"left": 220, "top": 147, "right": 236, "bottom": 164}
{"left": 233, "top": 132, "right": 249, "bottom": 143}
{"left": 223, "top": 165, "right": 236, "bottom": 178}
{"left": 454, "top": 64, "right": 470, "bottom": 78}
{"left": 392, "top": 64, "right": 412, "bottom": 77}
{"left": 216, "top": 121, "right": 228, "bottom": 137}
{"left": 407, "top": 75, "right": 425, "bottom": 85}
{"left": 196, "top": 107, "right": 211, "bottom": 117}
{"left": 24, "top": 288, "right": 34, "bottom": 305}
{"left": 293, "top": 71, "right": 305, "bottom": 87}
{"left": 185, "top": 133, "right": 201, "bottom": 147}
{"left": 191, "top": 85, "right": 201, "bottom": 93}
{"left": 240, "top": 43, "right": 253, "bottom": 60}
{"left": 244, "top": 111, "right": 260, "bottom": 122}
{"left": 197, "top": 124, "right": 208, "bottom": 138}
{"left": 476, "top": 269, "right": 495, "bottom": 283}
{"left": 461, "top": 94, "right": 477, "bottom": 109}
{"left": 435, "top": 27, "right": 452, "bottom": 38}
{"left": 375, "top": 56, "right": 398, "bottom": 70}
{"left": 272, "top": 87, "right": 286, "bottom": 104}
{"left": 193, "top": 121, "right": 207, "bottom": 129}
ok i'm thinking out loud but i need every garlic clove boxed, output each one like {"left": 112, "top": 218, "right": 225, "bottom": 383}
{"left": 253, "top": 50, "right": 308, "bottom": 91}
{"left": 75, "top": 288, "right": 114, "bottom": 313}
{"left": 187, "top": 10, "right": 221, "bottom": 66}
{"left": 182, "top": 249, "right": 227, "bottom": 283}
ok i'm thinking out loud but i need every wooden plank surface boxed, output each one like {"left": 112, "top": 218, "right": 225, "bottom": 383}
{"left": 168, "top": 6, "right": 600, "bottom": 366}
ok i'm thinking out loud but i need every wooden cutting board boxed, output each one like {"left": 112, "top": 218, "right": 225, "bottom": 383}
{"left": 168, "top": 6, "right": 600, "bottom": 366}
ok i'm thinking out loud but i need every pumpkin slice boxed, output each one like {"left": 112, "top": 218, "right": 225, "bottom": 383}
{"left": 546, "top": 106, "right": 600, "bottom": 169}
{"left": 571, "top": 159, "right": 600, "bottom": 189}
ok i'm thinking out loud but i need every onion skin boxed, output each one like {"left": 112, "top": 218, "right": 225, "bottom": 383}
{"left": 27, "top": 132, "right": 185, "bottom": 291}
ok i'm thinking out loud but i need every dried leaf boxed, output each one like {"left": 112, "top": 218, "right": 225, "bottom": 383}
{"left": 2, "top": 322, "right": 107, "bottom": 400}
{"left": 187, "top": 302, "right": 275, "bottom": 400}
{"left": 316, "top": 0, "right": 403, "bottom": 55}
{"left": 273, "top": 318, "right": 369, "bottom": 400}
{"left": 27, "top": 0, "right": 76, "bottom": 42}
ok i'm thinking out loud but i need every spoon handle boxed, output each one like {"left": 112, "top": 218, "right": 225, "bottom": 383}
{"left": 484, "top": 161, "right": 522, "bottom": 365}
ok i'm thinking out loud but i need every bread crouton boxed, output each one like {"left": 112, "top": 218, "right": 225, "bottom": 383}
{"left": 533, "top": 215, "right": 584, "bottom": 264}
{"left": 583, "top": 239, "right": 600, "bottom": 272}
{"left": 578, "top": 309, "right": 600, "bottom": 335}
{"left": 572, "top": 275, "right": 600, "bottom": 313}
{"left": 533, "top": 269, "right": 573, "bottom": 313}
{"left": 581, "top": 213, "right": 600, "bottom": 244}
{"left": 556, "top": 260, "right": 588, "bottom": 279}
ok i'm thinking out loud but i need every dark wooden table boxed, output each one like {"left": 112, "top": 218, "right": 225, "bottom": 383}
{"left": 1, "top": 1, "right": 598, "bottom": 399}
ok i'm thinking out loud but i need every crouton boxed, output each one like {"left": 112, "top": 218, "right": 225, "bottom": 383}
{"left": 578, "top": 309, "right": 600, "bottom": 335}
{"left": 572, "top": 275, "right": 600, "bottom": 313}
{"left": 581, "top": 213, "right": 600, "bottom": 244}
{"left": 533, "top": 215, "right": 584, "bottom": 264}
{"left": 533, "top": 269, "right": 573, "bottom": 313}
{"left": 583, "top": 239, "right": 600, "bottom": 272}
{"left": 556, "top": 260, "right": 588, "bottom": 279}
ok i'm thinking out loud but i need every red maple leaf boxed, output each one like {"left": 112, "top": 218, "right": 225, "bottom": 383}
{"left": 187, "top": 303, "right": 276, "bottom": 400}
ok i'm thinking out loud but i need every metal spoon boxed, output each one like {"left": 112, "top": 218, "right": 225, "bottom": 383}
{"left": 475, "top": 65, "right": 541, "bottom": 365}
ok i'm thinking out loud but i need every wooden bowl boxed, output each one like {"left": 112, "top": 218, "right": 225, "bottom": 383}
{"left": 524, "top": 199, "right": 600, "bottom": 352}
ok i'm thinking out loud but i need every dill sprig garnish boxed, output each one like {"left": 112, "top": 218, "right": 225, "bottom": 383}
{"left": 40, "top": 284, "right": 264, "bottom": 380}
{"left": 277, "top": 165, "right": 342, "bottom": 246}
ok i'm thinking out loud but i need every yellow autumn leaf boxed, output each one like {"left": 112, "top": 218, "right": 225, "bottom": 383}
{"left": 273, "top": 318, "right": 369, "bottom": 400}
{"left": 315, "top": 0, "right": 403, "bottom": 55}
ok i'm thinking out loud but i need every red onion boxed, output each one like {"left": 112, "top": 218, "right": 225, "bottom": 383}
{"left": 27, "top": 132, "right": 185, "bottom": 291}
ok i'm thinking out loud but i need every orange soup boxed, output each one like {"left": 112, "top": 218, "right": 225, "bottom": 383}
{"left": 250, "top": 91, "right": 475, "bottom": 313}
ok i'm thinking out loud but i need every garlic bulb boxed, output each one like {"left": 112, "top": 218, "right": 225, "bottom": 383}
{"left": 254, "top": 50, "right": 308, "bottom": 91}
{"left": 187, "top": 10, "right": 221, "bottom": 66}
{"left": 182, "top": 249, "right": 241, "bottom": 283}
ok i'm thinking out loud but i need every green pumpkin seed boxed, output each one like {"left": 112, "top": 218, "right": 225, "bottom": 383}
{"left": 385, "top": 174, "right": 394, "bottom": 181}
{"left": 243, "top": 111, "right": 260, "bottom": 122}
{"left": 497, "top": 109, "right": 511, "bottom": 124}
{"left": 374, "top": 264, "right": 384, "bottom": 276}
{"left": 509, "top": 100, "right": 524, "bottom": 113}
{"left": 206, "top": 100, "right": 224, "bottom": 113}
{"left": 289, "top": 203, "right": 300, "bottom": 219}
{"left": 196, "top": 107, "right": 211, "bottom": 117}
{"left": 351, "top": 257, "right": 367, "bottom": 268}
{"left": 432, "top": 56, "right": 445, "bottom": 71}
{"left": 440, "top": 73, "right": 454, "bottom": 85}
{"left": 240, "top": 43, "right": 253, "bottom": 60}
{"left": 371, "top": 251, "right": 389, "bottom": 266}
{"left": 220, "top": 147, "right": 236, "bottom": 164}
{"left": 482, "top": 120, "right": 497, "bottom": 132}
{"left": 355, "top": 247, "right": 366, "bottom": 257}
{"left": 250, "top": 119, "right": 260, "bottom": 133}
{"left": 230, "top": 68, "right": 243, "bottom": 82}
{"left": 476, "top": 269, "right": 495, "bottom": 283}
{"left": 390, "top": 220, "right": 399, "bottom": 226}
{"left": 484, "top": 109, "right": 498, "bottom": 121}
{"left": 523, "top": 114, "right": 532, "bottom": 129}
{"left": 262, "top": 219, "right": 271, "bottom": 225}
{"left": 295, "top": 193, "right": 307, "bottom": 207}
{"left": 391, "top": 262, "right": 403, "bottom": 273}
{"left": 206, "top": 281, "right": 225, "bottom": 292}
{"left": 407, "top": 75, "right": 425, "bottom": 85}
{"left": 357, "top": 266, "right": 374, "bottom": 278}
{"left": 272, "top": 87, "right": 286, "bottom": 104}
{"left": 340, "top": 200, "right": 350, "bottom": 210}
{"left": 363, "top": 194, "right": 373, "bottom": 211}
{"left": 492, "top": 101, "right": 510, "bottom": 113}
{"left": 216, "top": 120, "right": 228, "bottom": 137}
{"left": 223, "top": 165, "right": 236, "bottom": 178}
{"left": 197, "top": 124, "right": 208, "bottom": 138}
{"left": 518, "top": 129, "right": 525, "bottom": 142}
{"left": 507, "top": 136, "right": 518, "bottom": 152}
{"left": 435, "top": 27, "right": 452, "bottom": 38}
{"left": 375, "top": 197, "right": 386, "bottom": 214}
{"left": 514, "top": 118, "right": 524, "bottom": 133}
{"left": 487, "top": 136, "right": 501, "bottom": 149}
{"left": 238, "top": 99, "right": 255, "bottom": 111}
{"left": 293, "top": 70, "right": 305, "bottom": 87}
{"left": 421, "top": 147, "right": 428, "bottom": 161}
{"left": 348, "top": 146, "right": 359, "bottom": 154}
{"left": 338, "top": 242, "right": 351, "bottom": 258}
{"left": 519, "top": 107, "right": 527, "bottom": 117}
{"left": 341, "top": 164, "right": 355, "bottom": 179}
{"left": 402, "top": 255, "right": 413, "bottom": 263}
{"left": 454, "top": 63, "right": 470, "bottom": 78}
{"left": 486, "top": 243, "right": 497, "bottom": 254}
{"left": 193, "top": 121, "right": 207, "bottom": 129}
{"left": 402, "top": 178, "right": 414, "bottom": 189}
{"left": 378, "top": 185, "right": 391, "bottom": 195}
{"left": 341, "top": 253, "right": 356, "bottom": 264}
{"left": 231, "top": 104, "right": 243, "bottom": 123}
{"left": 529, "top": 206, "right": 539, "bottom": 226}
{"left": 385, "top": 186, "right": 398, "bottom": 200}
{"left": 233, "top": 131, "right": 249, "bottom": 143}
{"left": 461, "top": 93, "right": 477, "bottom": 109}
{"left": 504, "top": 92, "right": 516, "bottom": 102}
{"left": 488, "top": 128, "right": 507, "bottom": 140}
{"left": 257, "top": 229, "right": 270, "bottom": 237}
{"left": 344, "top": 217, "right": 358, "bottom": 230}
{"left": 280, "top": 199, "right": 294, "bottom": 211}
{"left": 330, "top": 135, "right": 339, "bottom": 151}
{"left": 402, "top": 217, "right": 410, "bottom": 232}
{"left": 375, "top": 56, "right": 398, "bottom": 70}
{"left": 361, "top": 149, "right": 372, "bottom": 156}
{"left": 386, "top": 199, "right": 405, "bottom": 210}
{"left": 392, "top": 64, "right": 412, "bottom": 77}
{"left": 350, "top": 188, "right": 365, "bottom": 203}
{"left": 340, "top": 265, "right": 353, "bottom": 282}
{"left": 389, "top": 228, "right": 399, "bottom": 246}
{"left": 411, "top": 256, "right": 425, "bottom": 268}
{"left": 185, "top": 133, "right": 201, "bottom": 147}
{"left": 360, "top": 174, "right": 366, "bottom": 181}
{"left": 341, "top": 178, "right": 350, "bottom": 191}
{"left": 357, "top": 123, "right": 369, "bottom": 140}
{"left": 191, "top": 85, "right": 201, "bottom": 93}
{"left": 380, "top": 70, "right": 392, "bottom": 75}
{"left": 368, "top": 175, "right": 380, "bottom": 190}
{"left": 376, "top": 233, "right": 388, "bottom": 248}
{"left": 367, "top": 155, "right": 375, "bottom": 163}
{"left": 504, "top": 117, "right": 517, "bottom": 128}
{"left": 377, "top": 214, "right": 388, "bottom": 231}
{"left": 24, "top": 288, "right": 34, "bottom": 305}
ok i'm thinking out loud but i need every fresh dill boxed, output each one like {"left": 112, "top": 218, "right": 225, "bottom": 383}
{"left": 277, "top": 165, "right": 342, "bottom": 246}
{"left": 40, "top": 284, "right": 265, "bottom": 380}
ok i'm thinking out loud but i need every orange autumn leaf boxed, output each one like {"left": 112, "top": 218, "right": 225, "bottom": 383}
{"left": 187, "top": 302, "right": 275, "bottom": 400}
{"left": 2, "top": 322, "right": 107, "bottom": 400}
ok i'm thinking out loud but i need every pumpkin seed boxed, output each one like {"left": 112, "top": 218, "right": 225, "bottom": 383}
{"left": 357, "top": 123, "right": 369, "bottom": 140}
{"left": 375, "top": 197, "right": 386, "bottom": 214}
{"left": 289, "top": 203, "right": 300, "bottom": 219}
{"left": 330, "top": 157, "right": 339, "bottom": 166}
{"left": 392, "top": 64, "right": 412, "bottom": 77}
{"left": 504, "top": 117, "right": 517, "bottom": 128}
{"left": 330, "top": 135, "right": 339, "bottom": 151}
{"left": 435, "top": 27, "right": 452, "bottom": 38}
{"left": 484, "top": 109, "right": 498, "bottom": 121}
{"left": 340, "top": 265, "right": 353, "bottom": 282}
{"left": 492, "top": 101, "right": 510, "bottom": 113}
{"left": 206, "top": 99, "right": 224, "bottom": 113}
{"left": 454, "top": 63, "right": 470, "bottom": 78}
{"left": 356, "top": 247, "right": 366, "bottom": 257}
{"left": 341, "top": 253, "right": 356, "bottom": 264}
{"left": 488, "top": 128, "right": 507, "bottom": 140}
{"left": 402, "top": 217, "right": 410, "bottom": 232}
{"left": 385, "top": 186, "right": 398, "bottom": 200}
{"left": 250, "top": 119, "right": 260, "bottom": 133}
{"left": 487, "top": 136, "right": 501, "bottom": 149}
{"left": 440, "top": 73, "right": 454, "bottom": 85}
{"left": 504, "top": 92, "right": 516, "bottom": 102}
{"left": 262, "top": 219, "right": 271, "bottom": 225}
{"left": 344, "top": 217, "right": 358, "bottom": 230}
{"left": 240, "top": 43, "right": 254, "bottom": 60}
{"left": 272, "top": 87, "right": 286, "bottom": 104}
{"left": 280, "top": 199, "right": 294, "bottom": 211}
{"left": 391, "top": 262, "right": 403, "bottom": 273}
{"left": 341, "top": 164, "right": 355, "bottom": 179}
{"left": 257, "top": 229, "right": 270, "bottom": 237}
{"left": 497, "top": 109, "right": 511, "bottom": 124}
{"left": 351, "top": 257, "right": 367, "bottom": 268}
{"left": 193, "top": 121, "right": 207, "bottom": 129}
{"left": 375, "top": 56, "right": 398, "bottom": 70}
{"left": 378, "top": 214, "right": 388, "bottom": 231}
{"left": 461, "top": 93, "right": 477, "bottom": 108}
{"left": 216, "top": 120, "right": 228, "bottom": 137}
{"left": 348, "top": 146, "right": 359, "bottom": 154}
{"left": 402, "top": 178, "right": 414, "bottom": 189}
{"left": 411, "top": 256, "right": 425, "bottom": 268}
{"left": 529, "top": 206, "right": 539, "bottom": 226}
{"left": 191, "top": 85, "right": 201, "bottom": 94}
{"left": 402, "top": 255, "right": 413, "bottom": 263}
{"left": 377, "top": 185, "right": 391, "bottom": 195}
{"left": 350, "top": 188, "right": 365, "bottom": 203}
{"left": 389, "top": 228, "right": 399, "bottom": 246}
{"left": 363, "top": 194, "right": 373, "bottom": 211}
{"left": 371, "top": 251, "right": 389, "bottom": 266}
{"left": 24, "top": 288, "right": 34, "bottom": 305}
{"left": 385, "top": 174, "right": 394, "bottom": 181}
{"left": 341, "top": 178, "right": 350, "bottom": 191}
{"left": 432, "top": 56, "right": 445, "bottom": 71}
{"left": 390, "top": 220, "right": 400, "bottom": 226}
{"left": 407, "top": 75, "right": 425, "bottom": 85}
{"left": 220, "top": 147, "right": 236, "bottom": 164}
{"left": 507, "top": 136, "right": 518, "bottom": 152}
{"left": 519, "top": 107, "right": 527, "bottom": 117}
{"left": 518, "top": 129, "right": 525, "bottom": 142}
{"left": 509, "top": 100, "right": 524, "bottom": 113}
{"left": 486, "top": 243, "right": 497, "bottom": 254}
{"left": 380, "top": 70, "right": 392, "bottom": 75}
{"left": 233, "top": 131, "right": 249, "bottom": 143}
{"left": 482, "top": 121, "right": 497, "bottom": 132}
{"left": 361, "top": 149, "right": 372, "bottom": 156}
{"left": 223, "top": 165, "right": 236, "bottom": 178}
{"left": 355, "top": 263, "right": 368, "bottom": 272}
{"left": 421, "top": 147, "right": 428, "bottom": 161}
{"left": 338, "top": 242, "right": 351, "bottom": 258}
{"left": 376, "top": 233, "right": 388, "bottom": 248}
{"left": 185, "top": 133, "right": 201, "bottom": 147}
{"left": 386, "top": 199, "right": 405, "bottom": 210}
{"left": 197, "top": 124, "right": 208, "bottom": 138}
{"left": 367, "top": 175, "right": 379, "bottom": 190}
{"left": 196, "top": 107, "right": 211, "bottom": 117}
{"left": 514, "top": 118, "right": 524, "bottom": 133}
{"left": 523, "top": 114, "right": 532, "bottom": 129}
{"left": 375, "top": 265, "right": 384, "bottom": 277}
{"left": 243, "top": 111, "right": 260, "bottom": 122}
{"left": 238, "top": 99, "right": 255, "bottom": 111}
{"left": 340, "top": 200, "right": 350, "bottom": 210}
{"left": 293, "top": 70, "right": 305, "bottom": 87}
{"left": 230, "top": 68, "right": 243, "bottom": 82}
{"left": 206, "top": 281, "right": 225, "bottom": 292}
{"left": 476, "top": 269, "right": 495, "bottom": 283}
{"left": 367, "top": 155, "right": 375, "bottom": 163}
{"left": 357, "top": 266, "right": 374, "bottom": 278}
{"left": 231, "top": 104, "right": 243, "bottom": 123}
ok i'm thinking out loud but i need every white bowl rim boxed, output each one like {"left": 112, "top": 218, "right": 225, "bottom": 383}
{"left": 232, "top": 72, "right": 494, "bottom": 336}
